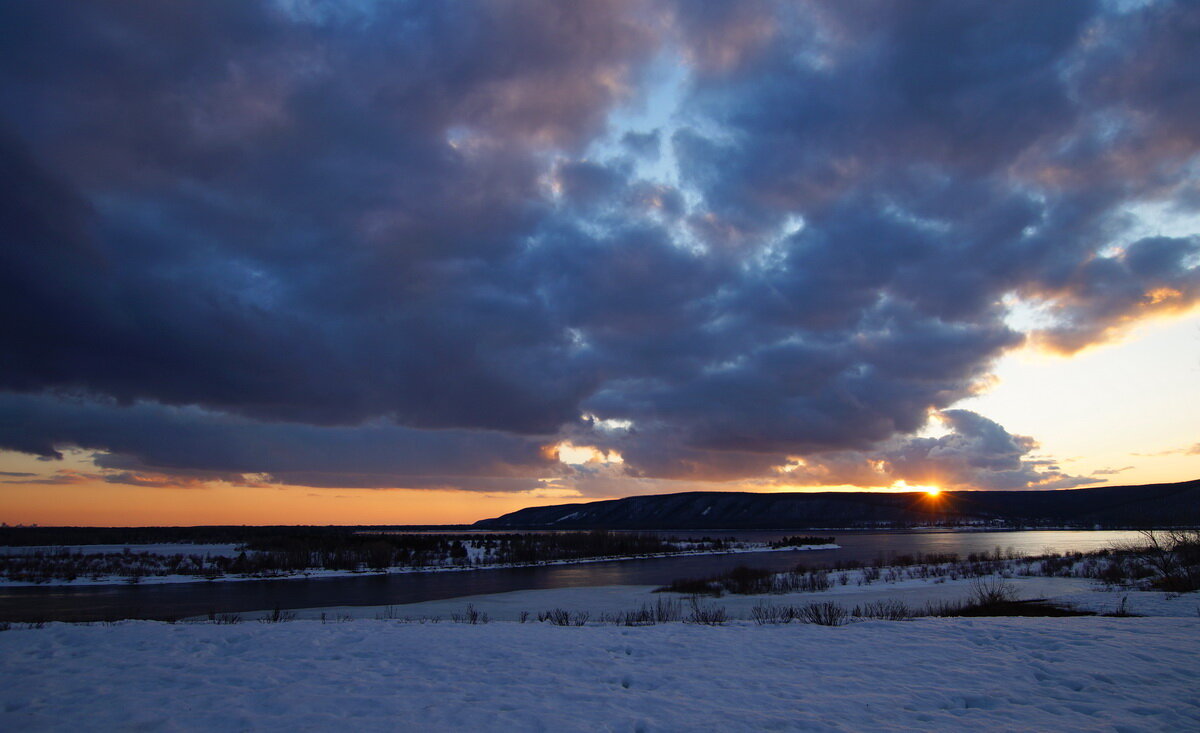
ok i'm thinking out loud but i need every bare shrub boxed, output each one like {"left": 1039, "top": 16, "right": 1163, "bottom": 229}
{"left": 786, "top": 570, "right": 830, "bottom": 592}
{"left": 750, "top": 602, "right": 796, "bottom": 625}
{"left": 686, "top": 597, "right": 727, "bottom": 625}
{"left": 393, "top": 615, "right": 439, "bottom": 624}
{"left": 536, "top": 608, "right": 587, "bottom": 626}
{"left": 627, "top": 605, "right": 656, "bottom": 625}
{"left": 969, "top": 577, "right": 1017, "bottom": 605}
{"left": 1115, "top": 530, "right": 1200, "bottom": 592}
{"left": 604, "top": 597, "right": 684, "bottom": 626}
{"left": 851, "top": 600, "right": 916, "bottom": 621}
{"left": 653, "top": 597, "right": 682, "bottom": 622}
{"left": 451, "top": 603, "right": 489, "bottom": 624}
{"left": 795, "top": 602, "right": 849, "bottom": 626}
{"left": 1104, "top": 596, "right": 1136, "bottom": 617}
{"left": 602, "top": 605, "right": 654, "bottom": 626}
{"left": 538, "top": 608, "right": 569, "bottom": 625}
{"left": 259, "top": 606, "right": 297, "bottom": 624}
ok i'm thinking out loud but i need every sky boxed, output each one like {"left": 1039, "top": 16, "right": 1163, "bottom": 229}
{"left": 1, "top": 0, "right": 1198, "bottom": 526}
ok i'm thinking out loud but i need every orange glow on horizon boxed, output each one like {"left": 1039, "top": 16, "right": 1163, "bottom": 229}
{"left": 0, "top": 478, "right": 584, "bottom": 527}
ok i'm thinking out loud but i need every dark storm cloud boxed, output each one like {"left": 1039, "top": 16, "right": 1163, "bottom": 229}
{"left": 0, "top": 0, "right": 1196, "bottom": 491}
{"left": 0, "top": 393, "right": 553, "bottom": 491}
{"left": 0, "top": 0, "right": 655, "bottom": 432}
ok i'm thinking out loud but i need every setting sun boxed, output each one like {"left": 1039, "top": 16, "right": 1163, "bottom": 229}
{"left": 890, "top": 480, "right": 943, "bottom": 496}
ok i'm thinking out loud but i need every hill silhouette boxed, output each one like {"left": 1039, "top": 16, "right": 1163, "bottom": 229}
{"left": 474, "top": 479, "right": 1200, "bottom": 530}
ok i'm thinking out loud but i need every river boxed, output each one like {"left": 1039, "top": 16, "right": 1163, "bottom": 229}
{"left": 0, "top": 529, "right": 1144, "bottom": 622}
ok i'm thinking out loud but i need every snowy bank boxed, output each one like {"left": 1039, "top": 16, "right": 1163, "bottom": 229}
{"left": 227, "top": 575, "right": 1200, "bottom": 624}
{"left": 2, "top": 617, "right": 1197, "bottom": 731}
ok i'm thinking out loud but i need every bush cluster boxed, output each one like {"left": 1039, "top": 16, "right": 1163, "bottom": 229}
{"left": 656, "top": 564, "right": 833, "bottom": 597}
{"left": 598, "top": 599, "right": 683, "bottom": 626}
{"left": 767, "top": 536, "right": 835, "bottom": 549}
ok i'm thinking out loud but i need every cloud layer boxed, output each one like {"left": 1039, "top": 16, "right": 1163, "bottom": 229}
{"left": 0, "top": 0, "right": 1197, "bottom": 493}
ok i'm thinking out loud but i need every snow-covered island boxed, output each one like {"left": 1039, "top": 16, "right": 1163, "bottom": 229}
{"left": 0, "top": 533, "right": 837, "bottom": 587}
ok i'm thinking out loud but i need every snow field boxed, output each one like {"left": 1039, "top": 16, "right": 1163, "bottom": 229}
{"left": 2, "top": 617, "right": 1198, "bottom": 731}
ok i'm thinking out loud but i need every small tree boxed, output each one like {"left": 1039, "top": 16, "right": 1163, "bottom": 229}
{"left": 1116, "top": 530, "right": 1200, "bottom": 592}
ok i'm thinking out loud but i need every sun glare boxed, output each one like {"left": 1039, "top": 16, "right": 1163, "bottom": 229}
{"left": 548, "top": 441, "right": 623, "bottom": 466}
{"left": 890, "top": 479, "right": 942, "bottom": 496}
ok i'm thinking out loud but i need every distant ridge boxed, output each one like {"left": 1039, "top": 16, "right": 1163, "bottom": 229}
{"left": 473, "top": 479, "right": 1200, "bottom": 530}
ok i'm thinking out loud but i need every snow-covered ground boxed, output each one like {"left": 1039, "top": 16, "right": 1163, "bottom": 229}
{"left": 0, "top": 543, "right": 836, "bottom": 587}
{"left": 2, "top": 616, "right": 1196, "bottom": 731}
{"left": 5, "top": 561, "right": 1198, "bottom": 730}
